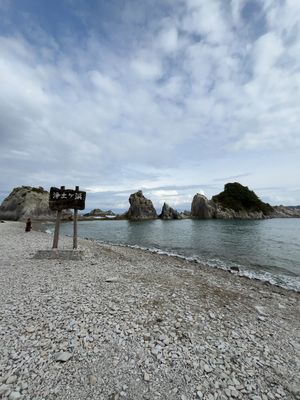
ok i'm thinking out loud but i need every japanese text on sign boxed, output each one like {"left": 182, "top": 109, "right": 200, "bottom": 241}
{"left": 49, "top": 187, "right": 86, "bottom": 210}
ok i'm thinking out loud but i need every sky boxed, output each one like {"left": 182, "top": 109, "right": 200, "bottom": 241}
{"left": 0, "top": 0, "right": 299, "bottom": 212}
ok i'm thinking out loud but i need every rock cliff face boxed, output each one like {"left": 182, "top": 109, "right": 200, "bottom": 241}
{"left": 271, "top": 206, "right": 300, "bottom": 218}
{"left": 214, "top": 208, "right": 265, "bottom": 219}
{"left": 0, "top": 186, "right": 56, "bottom": 221}
{"left": 191, "top": 183, "right": 274, "bottom": 220}
{"left": 159, "top": 203, "right": 182, "bottom": 220}
{"left": 191, "top": 194, "right": 216, "bottom": 219}
{"left": 127, "top": 191, "right": 157, "bottom": 220}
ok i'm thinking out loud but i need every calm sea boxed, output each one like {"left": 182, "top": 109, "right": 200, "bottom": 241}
{"left": 42, "top": 218, "right": 300, "bottom": 291}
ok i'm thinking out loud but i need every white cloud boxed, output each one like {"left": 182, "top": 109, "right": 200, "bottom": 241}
{"left": 252, "top": 32, "right": 283, "bottom": 75}
{"left": 183, "top": 0, "right": 232, "bottom": 44}
{"left": 89, "top": 71, "right": 122, "bottom": 95}
{"left": 156, "top": 75, "right": 184, "bottom": 99}
{"left": 157, "top": 27, "right": 178, "bottom": 53}
{"left": 0, "top": 0, "right": 300, "bottom": 208}
{"left": 148, "top": 190, "right": 195, "bottom": 208}
{"left": 152, "top": 190, "right": 179, "bottom": 197}
{"left": 131, "top": 58, "right": 162, "bottom": 80}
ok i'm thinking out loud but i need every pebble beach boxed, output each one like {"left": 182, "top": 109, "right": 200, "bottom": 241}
{"left": 0, "top": 221, "right": 299, "bottom": 400}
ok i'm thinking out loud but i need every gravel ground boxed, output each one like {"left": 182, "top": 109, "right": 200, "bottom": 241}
{"left": 0, "top": 221, "right": 299, "bottom": 400}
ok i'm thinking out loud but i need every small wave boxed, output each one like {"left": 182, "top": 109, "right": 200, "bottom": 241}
{"left": 92, "top": 240, "right": 300, "bottom": 292}
{"left": 39, "top": 224, "right": 300, "bottom": 292}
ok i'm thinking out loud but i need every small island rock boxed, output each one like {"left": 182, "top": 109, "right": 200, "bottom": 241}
{"left": 126, "top": 191, "right": 157, "bottom": 220}
{"left": 83, "top": 208, "right": 115, "bottom": 218}
{"left": 192, "top": 183, "right": 274, "bottom": 220}
{"left": 212, "top": 182, "right": 273, "bottom": 217}
{"left": 159, "top": 203, "right": 182, "bottom": 220}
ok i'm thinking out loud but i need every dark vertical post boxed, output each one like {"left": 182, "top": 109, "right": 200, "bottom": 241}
{"left": 73, "top": 185, "right": 79, "bottom": 249}
{"left": 52, "top": 186, "right": 64, "bottom": 249}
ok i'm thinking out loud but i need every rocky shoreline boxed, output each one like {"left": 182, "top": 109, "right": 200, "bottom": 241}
{"left": 0, "top": 222, "right": 299, "bottom": 400}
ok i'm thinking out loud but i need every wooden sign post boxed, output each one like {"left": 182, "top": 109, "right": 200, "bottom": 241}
{"left": 52, "top": 186, "right": 65, "bottom": 249}
{"left": 49, "top": 186, "right": 86, "bottom": 250}
{"left": 73, "top": 186, "right": 79, "bottom": 249}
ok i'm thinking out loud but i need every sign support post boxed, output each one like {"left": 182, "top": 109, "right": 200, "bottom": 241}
{"left": 73, "top": 186, "right": 79, "bottom": 249}
{"left": 52, "top": 186, "right": 64, "bottom": 249}
{"left": 49, "top": 185, "right": 86, "bottom": 251}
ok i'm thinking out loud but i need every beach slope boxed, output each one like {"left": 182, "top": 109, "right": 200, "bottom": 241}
{"left": 0, "top": 222, "right": 299, "bottom": 399}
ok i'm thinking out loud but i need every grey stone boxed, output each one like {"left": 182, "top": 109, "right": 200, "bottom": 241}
{"left": 204, "top": 364, "right": 213, "bottom": 373}
{"left": 6, "top": 375, "right": 18, "bottom": 384}
{"left": 25, "top": 325, "right": 35, "bottom": 333}
{"left": 105, "top": 277, "right": 118, "bottom": 283}
{"left": 255, "top": 306, "right": 268, "bottom": 316}
{"left": 20, "top": 382, "right": 28, "bottom": 390}
{"left": 258, "top": 315, "right": 266, "bottom": 321}
{"left": 0, "top": 385, "right": 10, "bottom": 395}
{"left": 143, "top": 372, "right": 151, "bottom": 382}
{"left": 209, "top": 312, "right": 216, "bottom": 319}
{"left": 89, "top": 375, "right": 97, "bottom": 385}
{"left": 8, "top": 392, "right": 22, "bottom": 400}
{"left": 54, "top": 352, "right": 73, "bottom": 362}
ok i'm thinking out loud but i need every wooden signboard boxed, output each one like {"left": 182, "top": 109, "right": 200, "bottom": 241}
{"left": 49, "top": 187, "right": 86, "bottom": 211}
{"left": 49, "top": 186, "right": 86, "bottom": 250}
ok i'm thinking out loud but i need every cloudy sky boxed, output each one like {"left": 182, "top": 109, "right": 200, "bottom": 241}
{"left": 0, "top": 0, "right": 299, "bottom": 211}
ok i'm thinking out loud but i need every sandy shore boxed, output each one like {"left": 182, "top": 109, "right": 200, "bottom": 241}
{"left": 0, "top": 221, "right": 299, "bottom": 400}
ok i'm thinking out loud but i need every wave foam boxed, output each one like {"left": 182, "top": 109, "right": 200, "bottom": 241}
{"left": 96, "top": 240, "right": 300, "bottom": 292}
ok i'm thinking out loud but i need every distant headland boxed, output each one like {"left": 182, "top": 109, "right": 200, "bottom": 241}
{"left": 0, "top": 183, "right": 299, "bottom": 221}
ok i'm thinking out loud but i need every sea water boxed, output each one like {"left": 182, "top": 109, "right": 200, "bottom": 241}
{"left": 42, "top": 218, "right": 300, "bottom": 291}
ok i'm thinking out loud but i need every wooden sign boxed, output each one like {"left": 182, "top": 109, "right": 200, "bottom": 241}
{"left": 49, "top": 186, "right": 86, "bottom": 250}
{"left": 49, "top": 187, "right": 86, "bottom": 211}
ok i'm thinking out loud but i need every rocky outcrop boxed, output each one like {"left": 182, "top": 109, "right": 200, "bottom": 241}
{"left": 191, "top": 194, "right": 217, "bottom": 219}
{"left": 214, "top": 208, "right": 265, "bottom": 219}
{"left": 159, "top": 203, "right": 182, "bottom": 220}
{"left": 271, "top": 206, "right": 300, "bottom": 218}
{"left": 127, "top": 191, "right": 157, "bottom": 220}
{"left": 0, "top": 186, "right": 56, "bottom": 221}
{"left": 191, "top": 184, "right": 273, "bottom": 220}
{"left": 83, "top": 208, "right": 115, "bottom": 217}
{"left": 212, "top": 182, "right": 273, "bottom": 216}
{"left": 180, "top": 210, "right": 191, "bottom": 219}
{"left": 289, "top": 205, "right": 300, "bottom": 211}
